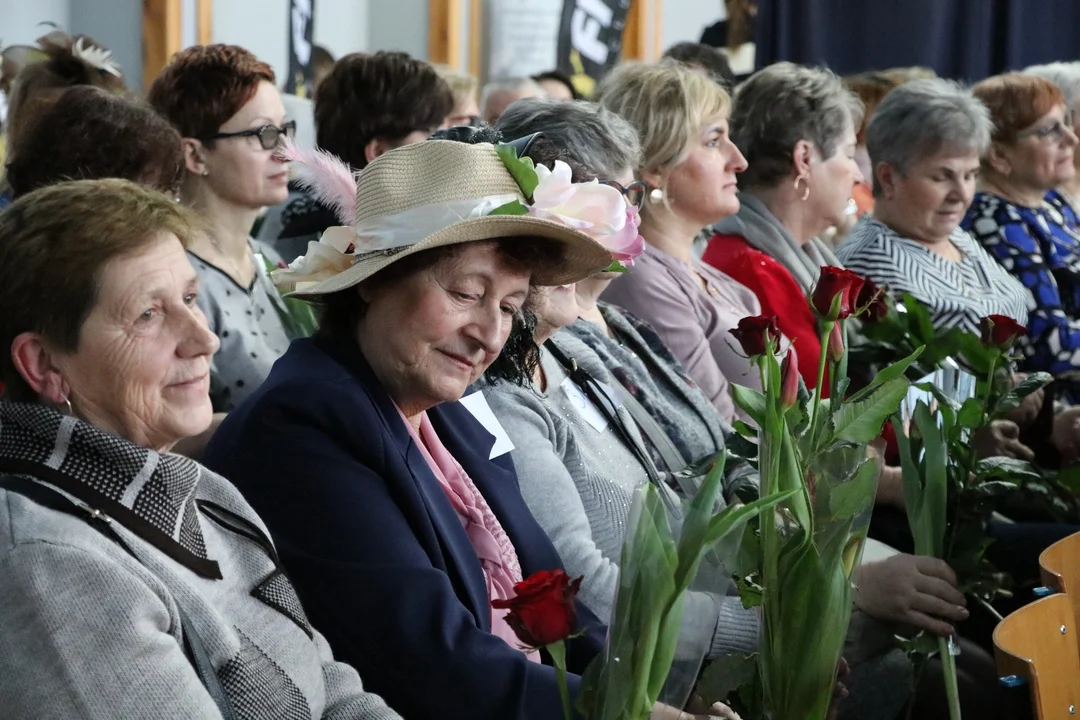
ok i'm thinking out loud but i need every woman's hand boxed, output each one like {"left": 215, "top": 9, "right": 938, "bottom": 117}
{"left": 972, "top": 419, "right": 1034, "bottom": 460}
{"left": 853, "top": 554, "right": 968, "bottom": 637}
{"left": 1005, "top": 373, "right": 1044, "bottom": 429}
{"left": 651, "top": 701, "right": 741, "bottom": 719}
{"left": 1052, "top": 405, "right": 1080, "bottom": 464}
{"left": 827, "top": 657, "right": 850, "bottom": 720}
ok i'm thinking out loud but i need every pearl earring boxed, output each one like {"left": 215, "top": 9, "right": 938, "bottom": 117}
{"left": 650, "top": 188, "right": 664, "bottom": 202}
{"left": 202, "top": 169, "right": 210, "bottom": 177}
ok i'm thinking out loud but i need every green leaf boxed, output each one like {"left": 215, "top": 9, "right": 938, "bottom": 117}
{"left": 732, "top": 420, "right": 758, "bottom": 438}
{"left": 830, "top": 377, "right": 910, "bottom": 444}
{"left": 731, "top": 385, "right": 767, "bottom": 427}
{"left": 696, "top": 653, "right": 758, "bottom": 708}
{"left": 1059, "top": 464, "right": 1080, "bottom": 494}
{"left": 736, "top": 576, "right": 763, "bottom": 608}
{"left": 847, "top": 345, "right": 925, "bottom": 404}
{"left": 494, "top": 143, "right": 539, "bottom": 199}
{"left": 956, "top": 397, "right": 985, "bottom": 429}
{"left": 601, "top": 260, "right": 628, "bottom": 273}
{"left": 975, "top": 456, "right": 1043, "bottom": 482}
{"left": 968, "top": 479, "right": 1019, "bottom": 498}
{"left": 829, "top": 458, "right": 879, "bottom": 519}
{"left": 488, "top": 200, "right": 530, "bottom": 216}
{"left": 912, "top": 401, "right": 948, "bottom": 558}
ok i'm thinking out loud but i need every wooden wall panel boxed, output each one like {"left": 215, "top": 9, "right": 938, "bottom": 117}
{"left": 142, "top": 0, "right": 182, "bottom": 93}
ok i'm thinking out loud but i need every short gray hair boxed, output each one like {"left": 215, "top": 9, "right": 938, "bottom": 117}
{"left": 730, "top": 62, "right": 864, "bottom": 189}
{"left": 480, "top": 77, "right": 544, "bottom": 115}
{"left": 495, "top": 98, "right": 641, "bottom": 179}
{"left": 1024, "top": 61, "right": 1080, "bottom": 111}
{"left": 865, "top": 78, "right": 991, "bottom": 197}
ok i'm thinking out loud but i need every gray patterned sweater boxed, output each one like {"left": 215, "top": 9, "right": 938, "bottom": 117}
{"left": 0, "top": 402, "right": 398, "bottom": 720}
{"left": 478, "top": 333, "right": 759, "bottom": 661}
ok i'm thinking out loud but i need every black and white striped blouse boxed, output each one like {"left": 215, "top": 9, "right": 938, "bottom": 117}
{"left": 836, "top": 216, "right": 1033, "bottom": 334}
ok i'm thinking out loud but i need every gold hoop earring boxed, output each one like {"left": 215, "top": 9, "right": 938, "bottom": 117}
{"left": 60, "top": 394, "right": 73, "bottom": 416}
{"left": 794, "top": 173, "right": 811, "bottom": 202}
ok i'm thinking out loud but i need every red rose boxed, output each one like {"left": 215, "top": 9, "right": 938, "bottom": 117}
{"left": 780, "top": 348, "right": 799, "bottom": 409}
{"left": 492, "top": 569, "right": 583, "bottom": 648}
{"left": 854, "top": 277, "right": 888, "bottom": 321}
{"left": 730, "top": 315, "right": 781, "bottom": 357}
{"left": 812, "top": 267, "right": 865, "bottom": 321}
{"left": 979, "top": 315, "right": 1027, "bottom": 350}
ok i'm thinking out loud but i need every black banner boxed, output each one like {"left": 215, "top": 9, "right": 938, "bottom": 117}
{"left": 556, "top": 0, "right": 632, "bottom": 98}
{"left": 285, "top": 0, "right": 315, "bottom": 97}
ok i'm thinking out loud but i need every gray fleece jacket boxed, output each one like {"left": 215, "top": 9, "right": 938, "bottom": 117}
{"left": 0, "top": 402, "right": 399, "bottom": 720}
{"left": 477, "top": 333, "right": 759, "bottom": 661}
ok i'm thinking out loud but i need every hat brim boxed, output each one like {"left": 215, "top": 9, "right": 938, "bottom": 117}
{"left": 286, "top": 215, "right": 614, "bottom": 299}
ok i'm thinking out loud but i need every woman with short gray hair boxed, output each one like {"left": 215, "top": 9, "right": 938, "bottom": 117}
{"left": 836, "top": 78, "right": 1032, "bottom": 334}
{"left": 703, "top": 61, "right": 864, "bottom": 392}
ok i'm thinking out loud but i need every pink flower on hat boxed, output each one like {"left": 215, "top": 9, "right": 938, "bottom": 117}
{"left": 528, "top": 161, "right": 644, "bottom": 266}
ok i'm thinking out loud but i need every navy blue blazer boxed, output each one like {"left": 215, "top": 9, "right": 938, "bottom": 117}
{"left": 203, "top": 334, "right": 605, "bottom": 719}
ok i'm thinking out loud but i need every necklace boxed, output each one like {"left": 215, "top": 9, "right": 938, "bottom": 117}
{"left": 208, "top": 234, "right": 253, "bottom": 285}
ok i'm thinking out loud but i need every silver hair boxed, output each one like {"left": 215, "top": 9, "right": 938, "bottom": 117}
{"left": 1024, "top": 61, "right": 1080, "bottom": 111}
{"left": 479, "top": 77, "right": 545, "bottom": 116}
{"left": 495, "top": 97, "right": 642, "bottom": 179}
{"left": 865, "top": 77, "right": 992, "bottom": 197}
{"left": 730, "top": 62, "right": 864, "bottom": 189}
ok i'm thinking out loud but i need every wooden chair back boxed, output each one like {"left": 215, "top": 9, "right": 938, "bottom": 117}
{"left": 994, "top": 594, "right": 1080, "bottom": 719}
{"left": 1040, "top": 531, "right": 1080, "bottom": 633}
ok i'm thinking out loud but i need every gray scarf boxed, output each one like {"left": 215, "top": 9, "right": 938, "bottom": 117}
{"left": 711, "top": 192, "right": 844, "bottom": 292}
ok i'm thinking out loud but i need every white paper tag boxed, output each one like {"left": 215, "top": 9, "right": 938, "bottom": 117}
{"left": 459, "top": 392, "right": 516, "bottom": 459}
{"left": 560, "top": 377, "right": 611, "bottom": 433}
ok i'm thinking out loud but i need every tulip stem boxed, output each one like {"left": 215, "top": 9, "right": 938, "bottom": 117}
{"left": 547, "top": 639, "right": 572, "bottom": 720}
{"left": 809, "top": 320, "right": 834, "bottom": 451}
{"left": 937, "top": 635, "right": 963, "bottom": 720}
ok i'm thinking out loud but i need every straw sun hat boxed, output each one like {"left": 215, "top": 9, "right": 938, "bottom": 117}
{"left": 274, "top": 139, "right": 620, "bottom": 298}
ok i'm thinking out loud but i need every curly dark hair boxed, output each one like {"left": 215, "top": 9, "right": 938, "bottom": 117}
{"left": 6, "top": 86, "right": 184, "bottom": 199}
{"left": 315, "top": 52, "right": 453, "bottom": 170}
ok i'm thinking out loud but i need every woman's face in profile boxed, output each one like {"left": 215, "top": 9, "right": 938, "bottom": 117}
{"left": 201, "top": 80, "right": 291, "bottom": 209}
{"left": 664, "top": 116, "right": 748, "bottom": 226}
{"left": 48, "top": 232, "right": 220, "bottom": 450}
{"left": 357, "top": 242, "right": 531, "bottom": 415}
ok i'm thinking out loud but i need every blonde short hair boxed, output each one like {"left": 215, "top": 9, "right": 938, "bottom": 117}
{"left": 434, "top": 65, "right": 479, "bottom": 106}
{"left": 595, "top": 59, "right": 731, "bottom": 178}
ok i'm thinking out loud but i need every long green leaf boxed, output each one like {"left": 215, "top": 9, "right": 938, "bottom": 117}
{"left": 732, "top": 385, "right": 767, "bottom": 427}
{"left": 913, "top": 401, "right": 948, "bottom": 558}
{"left": 494, "top": 143, "right": 539, "bottom": 198}
{"left": 829, "top": 458, "right": 879, "bottom": 519}
{"left": 956, "top": 397, "right": 984, "bottom": 430}
{"left": 830, "top": 377, "right": 910, "bottom": 444}
{"left": 846, "top": 345, "right": 925, "bottom": 404}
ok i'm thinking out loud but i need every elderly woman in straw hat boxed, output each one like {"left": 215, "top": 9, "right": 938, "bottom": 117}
{"left": 203, "top": 138, "right": 643, "bottom": 719}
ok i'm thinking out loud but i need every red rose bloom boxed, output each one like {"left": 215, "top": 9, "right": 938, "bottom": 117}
{"left": 730, "top": 315, "right": 781, "bottom": 357}
{"left": 492, "top": 569, "right": 583, "bottom": 648}
{"left": 979, "top": 315, "right": 1027, "bottom": 350}
{"left": 854, "top": 277, "right": 888, "bottom": 321}
{"left": 812, "top": 267, "right": 865, "bottom": 321}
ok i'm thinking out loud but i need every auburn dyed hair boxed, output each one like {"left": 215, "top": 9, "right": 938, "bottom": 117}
{"left": 972, "top": 72, "right": 1065, "bottom": 144}
{"left": 845, "top": 72, "right": 899, "bottom": 145}
{"left": 148, "top": 44, "right": 275, "bottom": 141}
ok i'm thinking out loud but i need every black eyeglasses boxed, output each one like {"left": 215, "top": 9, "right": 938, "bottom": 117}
{"left": 1018, "top": 117, "right": 1075, "bottom": 143}
{"left": 205, "top": 120, "right": 297, "bottom": 150}
{"left": 599, "top": 179, "right": 649, "bottom": 211}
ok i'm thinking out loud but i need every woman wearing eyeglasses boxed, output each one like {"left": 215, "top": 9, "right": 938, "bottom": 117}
{"left": 961, "top": 73, "right": 1080, "bottom": 398}
{"left": 150, "top": 45, "right": 298, "bottom": 416}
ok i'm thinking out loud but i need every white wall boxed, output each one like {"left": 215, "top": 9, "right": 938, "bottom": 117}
{"left": 661, "top": 0, "right": 724, "bottom": 53}
{"left": 0, "top": 0, "right": 70, "bottom": 45}
{"left": 69, "top": 0, "right": 142, "bottom": 89}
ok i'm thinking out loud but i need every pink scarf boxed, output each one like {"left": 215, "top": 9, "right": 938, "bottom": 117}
{"left": 399, "top": 408, "right": 538, "bottom": 661}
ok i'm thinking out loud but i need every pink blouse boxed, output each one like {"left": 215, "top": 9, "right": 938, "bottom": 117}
{"left": 398, "top": 408, "right": 539, "bottom": 661}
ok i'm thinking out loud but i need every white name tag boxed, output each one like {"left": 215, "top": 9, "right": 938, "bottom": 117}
{"left": 560, "top": 377, "right": 611, "bottom": 433}
{"left": 458, "top": 392, "right": 515, "bottom": 459}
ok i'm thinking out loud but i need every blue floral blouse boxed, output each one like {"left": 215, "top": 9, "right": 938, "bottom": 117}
{"left": 963, "top": 191, "right": 1080, "bottom": 387}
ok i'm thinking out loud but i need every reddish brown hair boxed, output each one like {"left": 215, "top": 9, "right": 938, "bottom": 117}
{"left": 148, "top": 44, "right": 274, "bottom": 141}
{"left": 972, "top": 72, "right": 1065, "bottom": 144}
{"left": 845, "top": 72, "right": 899, "bottom": 145}
{"left": 7, "top": 86, "right": 184, "bottom": 199}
